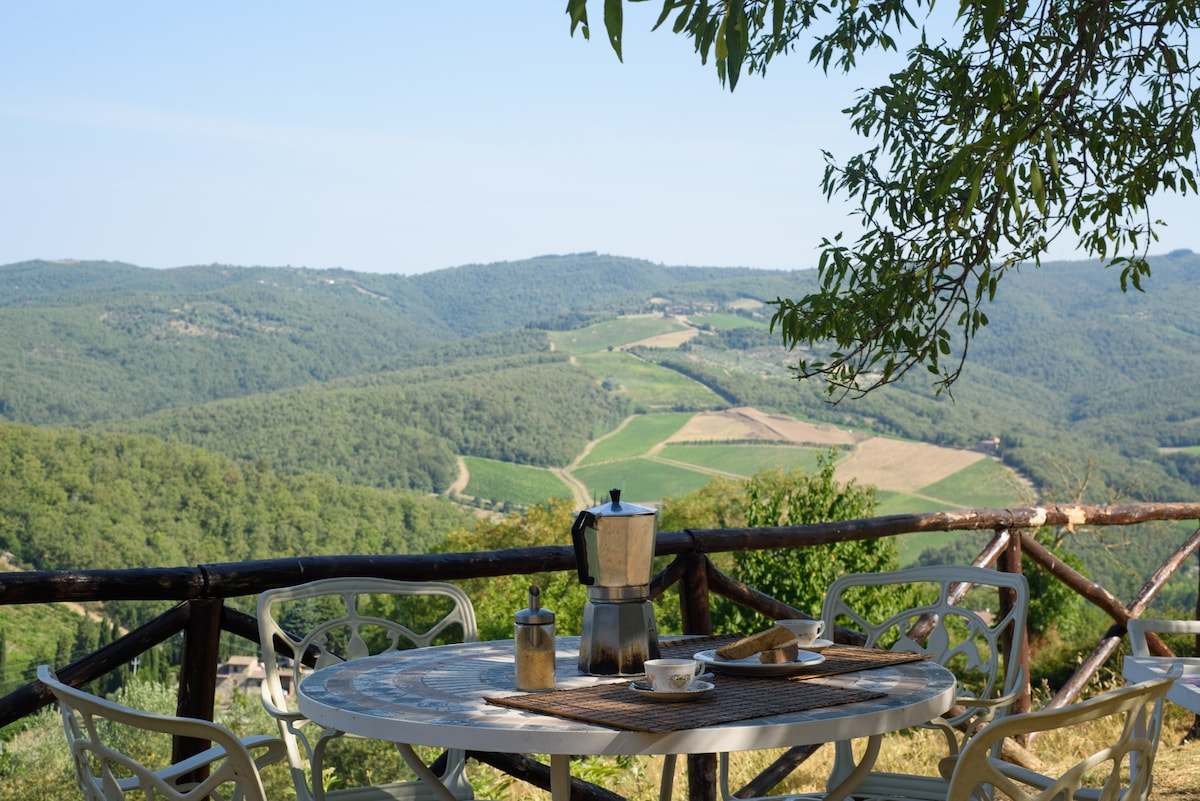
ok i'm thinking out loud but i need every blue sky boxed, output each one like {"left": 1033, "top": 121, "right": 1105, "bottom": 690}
{"left": 2, "top": 3, "right": 1192, "bottom": 275}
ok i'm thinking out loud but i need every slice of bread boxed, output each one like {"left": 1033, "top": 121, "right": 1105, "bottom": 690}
{"left": 759, "top": 643, "right": 800, "bottom": 664}
{"left": 716, "top": 625, "right": 797, "bottom": 661}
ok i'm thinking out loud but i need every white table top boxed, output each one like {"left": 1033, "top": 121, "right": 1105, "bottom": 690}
{"left": 298, "top": 636, "right": 957, "bottom": 757}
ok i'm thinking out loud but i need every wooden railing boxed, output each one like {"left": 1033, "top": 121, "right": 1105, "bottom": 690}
{"left": 4, "top": 502, "right": 1200, "bottom": 801}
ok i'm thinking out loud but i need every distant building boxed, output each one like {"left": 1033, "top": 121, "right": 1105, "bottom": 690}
{"left": 975, "top": 436, "right": 1001, "bottom": 455}
{"left": 216, "top": 655, "right": 266, "bottom": 700}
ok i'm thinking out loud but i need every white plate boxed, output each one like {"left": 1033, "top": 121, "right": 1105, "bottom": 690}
{"left": 694, "top": 648, "right": 826, "bottom": 677}
{"left": 629, "top": 679, "right": 715, "bottom": 701}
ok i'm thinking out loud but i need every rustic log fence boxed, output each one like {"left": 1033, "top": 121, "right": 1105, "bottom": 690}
{"left": 3, "top": 502, "right": 1199, "bottom": 801}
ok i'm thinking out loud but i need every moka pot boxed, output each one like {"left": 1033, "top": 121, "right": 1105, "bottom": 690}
{"left": 571, "top": 489, "right": 660, "bottom": 675}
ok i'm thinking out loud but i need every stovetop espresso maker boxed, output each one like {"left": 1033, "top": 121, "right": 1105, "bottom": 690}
{"left": 571, "top": 489, "right": 660, "bottom": 676}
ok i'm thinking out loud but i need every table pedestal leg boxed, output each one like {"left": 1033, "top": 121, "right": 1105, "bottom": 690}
{"left": 551, "top": 754, "right": 572, "bottom": 801}
{"left": 823, "top": 734, "right": 882, "bottom": 801}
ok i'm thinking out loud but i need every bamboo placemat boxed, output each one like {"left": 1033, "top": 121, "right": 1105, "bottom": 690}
{"left": 485, "top": 676, "right": 884, "bottom": 733}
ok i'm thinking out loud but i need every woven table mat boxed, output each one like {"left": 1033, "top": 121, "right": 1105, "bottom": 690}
{"left": 661, "top": 636, "right": 934, "bottom": 679}
{"left": 485, "top": 677, "right": 884, "bottom": 733}
{"left": 792, "top": 646, "right": 933, "bottom": 678}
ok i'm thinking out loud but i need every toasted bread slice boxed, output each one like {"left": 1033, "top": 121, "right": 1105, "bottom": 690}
{"left": 716, "top": 625, "right": 797, "bottom": 661}
{"left": 759, "top": 643, "right": 800, "bottom": 664}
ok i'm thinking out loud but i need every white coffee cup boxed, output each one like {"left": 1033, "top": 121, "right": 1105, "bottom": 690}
{"left": 776, "top": 619, "right": 825, "bottom": 647}
{"left": 643, "top": 658, "right": 702, "bottom": 692}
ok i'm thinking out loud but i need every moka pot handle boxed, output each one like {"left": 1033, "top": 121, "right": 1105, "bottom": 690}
{"left": 571, "top": 510, "right": 596, "bottom": 585}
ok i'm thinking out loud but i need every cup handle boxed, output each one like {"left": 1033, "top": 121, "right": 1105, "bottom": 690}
{"left": 815, "top": 621, "right": 825, "bottom": 638}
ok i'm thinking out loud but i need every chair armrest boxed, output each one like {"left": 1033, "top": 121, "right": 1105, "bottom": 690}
{"left": 150, "top": 737, "right": 284, "bottom": 787}
{"left": 927, "top": 666, "right": 1028, "bottom": 761}
{"left": 259, "top": 680, "right": 305, "bottom": 725}
{"left": 241, "top": 734, "right": 288, "bottom": 769}
{"left": 945, "top": 664, "right": 1028, "bottom": 734}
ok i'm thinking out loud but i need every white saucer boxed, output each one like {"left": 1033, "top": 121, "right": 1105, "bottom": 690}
{"left": 797, "top": 638, "right": 834, "bottom": 652}
{"left": 630, "top": 679, "right": 715, "bottom": 702}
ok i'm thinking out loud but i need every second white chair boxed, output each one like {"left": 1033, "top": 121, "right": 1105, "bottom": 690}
{"left": 257, "top": 577, "right": 481, "bottom": 801}
{"left": 720, "top": 565, "right": 1029, "bottom": 801}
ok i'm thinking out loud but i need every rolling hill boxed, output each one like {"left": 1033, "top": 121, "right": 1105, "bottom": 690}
{"left": 3, "top": 251, "right": 1199, "bottom": 513}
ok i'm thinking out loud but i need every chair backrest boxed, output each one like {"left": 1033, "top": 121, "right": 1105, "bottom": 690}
{"left": 821, "top": 565, "right": 1029, "bottom": 728}
{"left": 256, "top": 577, "right": 479, "bottom": 801}
{"left": 37, "top": 664, "right": 270, "bottom": 801}
{"left": 946, "top": 676, "right": 1174, "bottom": 801}
{"left": 258, "top": 577, "right": 478, "bottom": 714}
{"left": 1128, "top": 617, "right": 1200, "bottom": 657}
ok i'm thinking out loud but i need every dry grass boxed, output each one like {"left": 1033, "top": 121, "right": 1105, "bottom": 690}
{"left": 473, "top": 705, "right": 1200, "bottom": 801}
{"left": 1147, "top": 712, "right": 1200, "bottom": 800}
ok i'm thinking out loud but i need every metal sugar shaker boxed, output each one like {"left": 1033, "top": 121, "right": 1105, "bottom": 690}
{"left": 514, "top": 585, "right": 556, "bottom": 691}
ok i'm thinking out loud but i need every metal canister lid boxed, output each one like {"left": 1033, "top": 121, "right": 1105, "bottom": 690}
{"left": 515, "top": 585, "right": 555, "bottom": 625}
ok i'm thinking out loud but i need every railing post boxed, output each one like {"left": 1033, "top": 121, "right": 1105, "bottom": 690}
{"left": 679, "top": 550, "right": 713, "bottom": 636}
{"left": 1193, "top": 550, "right": 1200, "bottom": 739}
{"left": 174, "top": 597, "right": 223, "bottom": 772}
{"left": 998, "top": 529, "right": 1031, "bottom": 718}
{"left": 678, "top": 549, "right": 717, "bottom": 801}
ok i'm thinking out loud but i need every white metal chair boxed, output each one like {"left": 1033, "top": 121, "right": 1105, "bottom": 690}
{"left": 720, "top": 565, "right": 1029, "bottom": 801}
{"left": 1123, "top": 618, "right": 1200, "bottom": 714}
{"left": 38, "top": 664, "right": 285, "bottom": 801}
{"left": 257, "top": 577, "right": 481, "bottom": 801}
{"left": 944, "top": 675, "right": 1174, "bottom": 801}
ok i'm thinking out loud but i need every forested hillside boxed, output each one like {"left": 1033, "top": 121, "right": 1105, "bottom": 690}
{"left": 0, "top": 423, "right": 472, "bottom": 575}
{"left": 116, "top": 351, "right": 630, "bottom": 491}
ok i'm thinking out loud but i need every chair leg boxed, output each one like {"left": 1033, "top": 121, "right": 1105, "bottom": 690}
{"left": 395, "top": 743, "right": 461, "bottom": 801}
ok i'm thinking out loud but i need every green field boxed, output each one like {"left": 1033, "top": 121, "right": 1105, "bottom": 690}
{"left": 573, "top": 458, "right": 714, "bottom": 503}
{"left": 917, "top": 458, "right": 1032, "bottom": 508}
{"left": 580, "top": 413, "right": 693, "bottom": 465}
{"left": 549, "top": 317, "right": 686, "bottom": 354}
{"left": 462, "top": 457, "right": 572, "bottom": 507}
{"left": 501, "top": 321, "right": 1033, "bottom": 547}
{"left": 576, "top": 351, "right": 725, "bottom": 411}
{"left": 658, "top": 443, "right": 821, "bottom": 476}
{"left": 689, "top": 312, "right": 768, "bottom": 330}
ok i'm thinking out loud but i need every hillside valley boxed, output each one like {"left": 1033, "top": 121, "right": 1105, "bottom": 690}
{"left": 5, "top": 252, "right": 1200, "bottom": 512}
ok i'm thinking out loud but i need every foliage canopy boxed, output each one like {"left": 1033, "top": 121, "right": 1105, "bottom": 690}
{"left": 568, "top": 0, "right": 1200, "bottom": 398}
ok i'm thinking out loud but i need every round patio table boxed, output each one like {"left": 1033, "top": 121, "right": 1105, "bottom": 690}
{"left": 298, "top": 636, "right": 956, "bottom": 801}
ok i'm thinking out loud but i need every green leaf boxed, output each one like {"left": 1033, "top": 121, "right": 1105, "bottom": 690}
{"left": 604, "top": 0, "right": 624, "bottom": 60}
{"left": 565, "top": 0, "right": 589, "bottom": 37}
{"left": 772, "top": 0, "right": 785, "bottom": 44}
{"left": 1030, "top": 162, "right": 1046, "bottom": 215}
{"left": 981, "top": 0, "right": 1003, "bottom": 42}
{"left": 719, "top": 4, "right": 749, "bottom": 89}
